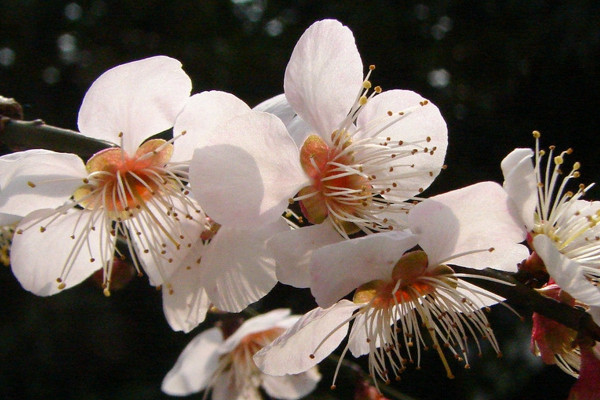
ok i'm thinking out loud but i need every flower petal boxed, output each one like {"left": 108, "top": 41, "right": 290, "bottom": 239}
{"left": 262, "top": 368, "right": 321, "bottom": 400}
{"left": 220, "top": 309, "right": 292, "bottom": 354}
{"left": 269, "top": 222, "right": 343, "bottom": 288}
{"left": 162, "top": 268, "right": 211, "bottom": 333}
{"left": 534, "top": 235, "right": 600, "bottom": 306}
{"left": 171, "top": 91, "right": 251, "bottom": 162}
{"left": 0, "top": 150, "right": 86, "bottom": 218}
{"left": 253, "top": 93, "right": 297, "bottom": 127}
{"left": 310, "top": 230, "right": 419, "bottom": 308}
{"left": 78, "top": 56, "right": 191, "bottom": 154}
{"left": 253, "top": 300, "right": 360, "bottom": 375}
{"left": 190, "top": 111, "right": 308, "bottom": 228}
{"left": 501, "top": 148, "right": 536, "bottom": 230}
{"left": 357, "top": 90, "right": 448, "bottom": 200}
{"left": 200, "top": 219, "right": 288, "bottom": 312}
{"left": 409, "top": 182, "right": 528, "bottom": 270}
{"left": 161, "top": 327, "right": 223, "bottom": 396}
{"left": 284, "top": 19, "right": 363, "bottom": 139}
{"left": 11, "top": 208, "right": 109, "bottom": 295}
{"left": 131, "top": 198, "right": 207, "bottom": 287}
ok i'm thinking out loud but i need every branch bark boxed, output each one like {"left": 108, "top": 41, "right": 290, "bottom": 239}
{"left": 452, "top": 264, "right": 600, "bottom": 343}
{"left": 1, "top": 118, "right": 113, "bottom": 160}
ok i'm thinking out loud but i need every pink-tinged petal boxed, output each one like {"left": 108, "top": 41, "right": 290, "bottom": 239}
{"left": 162, "top": 266, "right": 210, "bottom": 333}
{"left": 269, "top": 222, "right": 343, "bottom": 288}
{"left": 171, "top": 91, "right": 251, "bottom": 162}
{"left": 220, "top": 309, "right": 292, "bottom": 354}
{"left": 253, "top": 93, "right": 297, "bottom": 127}
{"left": 534, "top": 235, "right": 600, "bottom": 306}
{"left": 78, "top": 56, "right": 191, "bottom": 154}
{"left": 284, "top": 19, "right": 363, "bottom": 139}
{"left": 161, "top": 327, "right": 223, "bottom": 396}
{"left": 262, "top": 368, "right": 321, "bottom": 400}
{"left": 190, "top": 112, "right": 308, "bottom": 228}
{"left": 357, "top": 90, "right": 448, "bottom": 199}
{"left": 11, "top": 209, "right": 109, "bottom": 295}
{"left": 253, "top": 300, "right": 360, "bottom": 375}
{"left": 501, "top": 148, "right": 536, "bottom": 229}
{"left": 310, "top": 230, "right": 419, "bottom": 308}
{"left": 568, "top": 343, "right": 600, "bottom": 400}
{"left": 200, "top": 219, "right": 288, "bottom": 312}
{"left": 410, "top": 182, "right": 528, "bottom": 270}
{"left": 0, "top": 150, "right": 86, "bottom": 218}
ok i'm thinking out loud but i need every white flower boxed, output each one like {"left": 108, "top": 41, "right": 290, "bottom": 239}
{"left": 157, "top": 91, "right": 302, "bottom": 332}
{"left": 162, "top": 309, "right": 321, "bottom": 399}
{"left": 255, "top": 19, "right": 448, "bottom": 287}
{"left": 501, "top": 131, "right": 600, "bottom": 319}
{"left": 254, "top": 183, "right": 528, "bottom": 389}
{"left": 0, "top": 56, "right": 202, "bottom": 296}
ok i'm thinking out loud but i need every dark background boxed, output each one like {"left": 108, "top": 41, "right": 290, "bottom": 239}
{"left": 1, "top": 1, "right": 599, "bottom": 399}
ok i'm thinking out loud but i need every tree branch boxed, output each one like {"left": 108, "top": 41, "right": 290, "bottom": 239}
{"left": 452, "top": 265, "right": 600, "bottom": 343}
{"left": 1, "top": 118, "right": 113, "bottom": 160}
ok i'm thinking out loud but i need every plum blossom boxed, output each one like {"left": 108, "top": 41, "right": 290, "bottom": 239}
{"left": 162, "top": 309, "right": 321, "bottom": 399}
{"left": 255, "top": 19, "right": 447, "bottom": 287}
{"left": 0, "top": 56, "right": 204, "bottom": 297}
{"left": 502, "top": 131, "right": 600, "bottom": 373}
{"left": 254, "top": 182, "right": 528, "bottom": 389}
{"left": 156, "top": 91, "right": 303, "bottom": 332}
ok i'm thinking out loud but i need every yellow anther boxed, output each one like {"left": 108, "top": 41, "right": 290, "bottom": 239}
{"left": 532, "top": 130, "right": 541, "bottom": 138}
{"left": 363, "top": 80, "right": 372, "bottom": 89}
{"left": 554, "top": 155, "right": 564, "bottom": 165}
{"left": 359, "top": 95, "right": 368, "bottom": 105}
{"left": 27, "top": 181, "right": 36, "bottom": 188}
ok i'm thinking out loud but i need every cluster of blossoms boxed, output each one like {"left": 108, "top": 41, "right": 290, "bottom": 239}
{"left": 1, "top": 19, "right": 599, "bottom": 400}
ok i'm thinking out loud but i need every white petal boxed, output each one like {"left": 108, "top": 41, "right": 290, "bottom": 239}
{"left": 310, "top": 230, "right": 419, "bottom": 308}
{"left": 11, "top": 208, "right": 110, "bottom": 295}
{"left": 262, "top": 368, "right": 321, "bottom": 400}
{"left": 0, "top": 213, "right": 20, "bottom": 226}
{"left": 284, "top": 19, "right": 363, "bottom": 139}
{"left": 131, "top": 198, "right": 206, "bottom": 287}
{"left": 0, "top": 150, "right": 86, "bottom": 218}
{"left": 501, "top": 148, "right": 536, "bottom": 230}
{"left": 161, "top": 327, "right": 223, "bottom": 396}
{"left": 269, "top": 222, "right": 343, "bottom": 288}
{"left": 162, "top": 267, "right": 210, "bottom": 333}
{"left": 190, "top": 111, "right": 307, "bottom": 228}
{"left": 253, "top": 300, "right": 360, "bottom": 376}
{"left": 172, "top": 91, "right": 251, "bottom": 162}
{"left": 253, "top": 93, "right": 297, "bottom": 127}
{"left": 212, "top": 370, "right": 258, "bottom": 400}
{"left": 409, "top": 182, "right": 528, "bottom": 270}
{"left": 200, "top": 219, "right": 288, "bottom": 312}
{"left": 534, "top": 235, "right": 600, "bottom": 305}
{"left": 78, "top": 56, "right": 191, "bottom": 154}
{"left": 220, "top": 309, "right": 292, "bottom": 354}
{"left": 358, "top": 90, "right": 448, "bottom": 199}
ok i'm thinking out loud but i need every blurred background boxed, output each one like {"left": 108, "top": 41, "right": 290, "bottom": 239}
{"left": 1, "top": 1, "right": 599, "bottom": 399}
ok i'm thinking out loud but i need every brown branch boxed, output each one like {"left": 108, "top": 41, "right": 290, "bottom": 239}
{"left": 1, "top": 118, "right": 113, "bottom": 160}
{"left": 452, "top": 265, "right": 600, "bottom": 342}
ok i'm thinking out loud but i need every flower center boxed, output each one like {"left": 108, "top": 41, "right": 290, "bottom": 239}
{"left": 530, "top": 131, "right": 600, "bottom": 265}
{"left": 73, "top": 139, "right": 174, "bottom": 220}
{"left": 296, "top": 133, "right": 371, "bottom": 233}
